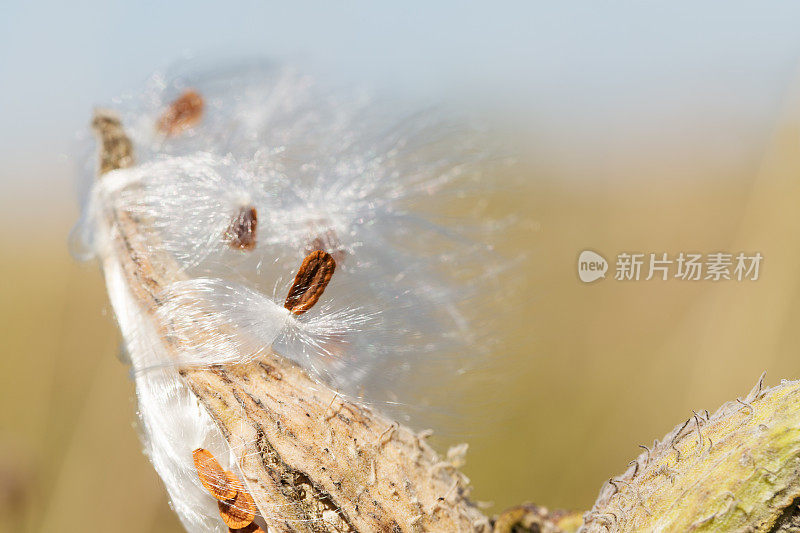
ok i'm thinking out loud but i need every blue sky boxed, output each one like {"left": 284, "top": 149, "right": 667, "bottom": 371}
{"left": 3, "top": 1, "right": 800, "bottom": 190}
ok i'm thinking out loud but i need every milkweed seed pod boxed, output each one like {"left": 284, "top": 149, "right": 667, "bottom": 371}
{"left": 581, "top": 375, "right": 800, "bottom": 532}
{"left": 73, "top": 60, "right": 514, "bottom": 532}
{"left": 72, "top": 59, "right": 800, "bottom": 533}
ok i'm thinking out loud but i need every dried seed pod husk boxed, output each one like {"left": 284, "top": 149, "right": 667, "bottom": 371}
{"left": 225, "top": 206, "right": 258, "bottom": 251}
{"left": 218, "top": 483, "right": 257, "bottom": 529}
{"left": 87, "top": 69, "right": 503, "bottom": 532}
{"left": 193, "top": 448, "right": 238, "bottom": 501}
{"left": 284, "top": 250, "right": 336, "bottom": 315}
{"left": 157, "top": 89, "right": 204, "bottom": 135}
{"left": 493, "top": 503, "right": 582, "bottom": 533}
{"left": 91, "top": 110, "right": 134, "bottom": 175}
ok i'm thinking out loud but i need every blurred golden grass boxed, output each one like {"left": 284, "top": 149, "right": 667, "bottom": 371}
{"left": 4, "top": 97, "right": 800, "bottom": 531}
{"left": 0, "top": 245, "right": 183, "bottom": 531}
{"left": 460, "top": 94, "right": 800, "bottom": 513}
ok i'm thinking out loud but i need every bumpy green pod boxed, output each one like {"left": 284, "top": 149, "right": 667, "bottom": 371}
{"left": 582, "top": 375, "right": 800, "bottom": 532}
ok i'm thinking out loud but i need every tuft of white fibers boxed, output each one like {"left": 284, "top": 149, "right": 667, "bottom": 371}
{"left": 76, "top": 58, "right": 520, "bottom": 531}
{"left": 102, "top": 243, "right": 235, "bottom": 533}
{"left": 154, "top": 277, "right": 374, "bottom": 386}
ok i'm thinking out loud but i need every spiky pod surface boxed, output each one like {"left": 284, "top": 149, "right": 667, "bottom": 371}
{"left": 582, "top": 376, "right": 800, "bottom": 532}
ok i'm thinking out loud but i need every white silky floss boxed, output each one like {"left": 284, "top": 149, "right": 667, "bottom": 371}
{"left": 80, "top": 60, "right": 510, "bottom": 531}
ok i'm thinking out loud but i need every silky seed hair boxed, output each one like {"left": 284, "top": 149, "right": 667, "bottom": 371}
{"left": 74, "top": 59, "right": 518, "bottom": 530}
{"left": 78, "top": 60, "right": 513, "bottom": 398}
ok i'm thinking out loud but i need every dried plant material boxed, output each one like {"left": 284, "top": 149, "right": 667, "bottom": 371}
{"left": 193, "top": 448, "right": 238, "bottom": 501}
{"left": 78, "top": 59, "right": 800, "bottom": 533}
{"left": 82, "top": 64, "right": 512, "bottom": 532}
{"left": 582, "top": 375, "right": 800, "bottom": 532}
{"left": 218, "top": 482, "right": 257, "bottom": 529}
{"left": 284, "top": 250, "right": 336, "bottom": 315}
{"left": 224, "top": 470, "right": 241, "bottom": 495}
{"left": 229, "top": 523, "right": 266, "bottom": 533}
{"left": 157, "top": 89, "right": 204, "bottom": 135}
{"left": 493, "top": 504, "right": 581, "bottom": 533}
{"left": 306, "top": 229, "right": 346, "bottom": 263}
{"left": 224, "top": 206, "right": 258, "bottom": 251}
{"left": 91, "top": 110, "right": 134, "bottom": 175}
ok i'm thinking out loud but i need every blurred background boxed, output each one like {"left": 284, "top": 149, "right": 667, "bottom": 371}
{"left": 5, "top": 1, "right": 800, "bottom": 531}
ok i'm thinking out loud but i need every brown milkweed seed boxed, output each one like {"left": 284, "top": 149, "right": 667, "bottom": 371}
{"left": 193, "top": 448, "right": 238, "bottom": 501}
{"left": 224, "top": 206, "right": 258, "bottom": 251}
{"left": 284, "top": 250, "right": 336, "bottom": 315}
{"left": 229, "top": 522, "right": 266, "bottom": 532}
{"left": 157, "top": 89, "right": 204, "bottom": 135}
{"left": 218, "top": 479, "right": 257, "bottom": 529}
{"left": 306, "top": 229, "right": 346, "bottom": 263}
